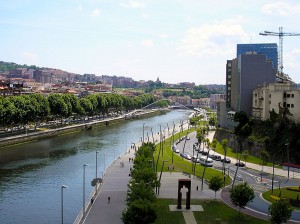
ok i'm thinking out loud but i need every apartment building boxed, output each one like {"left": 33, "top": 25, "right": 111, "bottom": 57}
{"left": 252, "top": 83, "right": 300, "bottom": 123}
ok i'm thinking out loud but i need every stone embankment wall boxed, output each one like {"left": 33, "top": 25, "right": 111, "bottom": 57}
{"left": 213, "top": 128, "right": 262, "bottom": 157}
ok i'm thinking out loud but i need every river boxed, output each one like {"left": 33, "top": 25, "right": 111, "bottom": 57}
{"left": 0, "top": 110, "right": 192, "bottom": 224}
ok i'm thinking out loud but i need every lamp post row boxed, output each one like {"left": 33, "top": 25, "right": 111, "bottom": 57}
{"left": 61, "top": 150, "right": 107, "bottom": 224}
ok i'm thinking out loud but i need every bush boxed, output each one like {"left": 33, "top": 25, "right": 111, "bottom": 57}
{"left": 287, "top": 187, "right": 300, "bottom": 192}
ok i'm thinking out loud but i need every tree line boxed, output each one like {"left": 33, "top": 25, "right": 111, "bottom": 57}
{"left": 0, "top": 93, "right": 155, "bottom": 128}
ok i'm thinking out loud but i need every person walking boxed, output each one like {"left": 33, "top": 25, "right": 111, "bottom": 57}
{"left": 108, "top": 196, "right": 111, "bottom": 204}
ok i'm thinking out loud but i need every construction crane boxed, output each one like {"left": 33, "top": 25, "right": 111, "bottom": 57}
{"left": 260, "top": 27, "right": 300, "bottom": 76}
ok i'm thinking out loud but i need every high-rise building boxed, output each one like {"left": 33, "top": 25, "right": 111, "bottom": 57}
{"left": 226, "top": 52, "right": 277, "bottom": 116}
{"left": 237, "top": 43, "right": 278, "bottom": 71}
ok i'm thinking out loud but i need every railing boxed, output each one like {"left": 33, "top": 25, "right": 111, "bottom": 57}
{"left": 73, "top": 183, "right": 100, "bottom": 224}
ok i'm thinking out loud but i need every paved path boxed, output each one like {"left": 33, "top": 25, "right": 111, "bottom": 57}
{"left": 83, "top": 149, "right": 135, "bottom": 224}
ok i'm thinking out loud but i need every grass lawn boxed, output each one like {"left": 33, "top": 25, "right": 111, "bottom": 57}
{"left": 214, "top": 142, "right": 277, "bottom": 167}
{"left": 262, "top": 187, "right": 300, "bottom": 209}
{"left": 154, "top": 128, "right": 230, "bottom": 184}
{"left": 154, "top": 198, "right": 270, "bottom": 224}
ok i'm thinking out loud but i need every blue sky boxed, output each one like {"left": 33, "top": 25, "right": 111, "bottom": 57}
{"left": 1, "top": 0, "right": 300, "bottom": 84}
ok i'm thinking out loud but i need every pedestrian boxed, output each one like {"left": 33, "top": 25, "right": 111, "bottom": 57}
{"left": 108, "top": 196, "right": 111, "bottom": 204}
{"left": 129, "top": 157, "right": 131, "bottom": 162}
{"left": 91, "top": 197, "right": 94, "bottom": 204}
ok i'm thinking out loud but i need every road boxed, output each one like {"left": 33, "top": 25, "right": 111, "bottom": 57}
{"left": 173, "top": 129, "right": 300, "bottom": 222}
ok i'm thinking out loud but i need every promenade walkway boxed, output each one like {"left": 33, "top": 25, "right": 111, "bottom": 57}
{"left": 83, "top": 148, "right": 135, "bottom": 224}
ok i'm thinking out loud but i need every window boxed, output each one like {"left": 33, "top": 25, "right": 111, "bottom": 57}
{"left": 287, "top": 94, "right": 290, "bottom": 98}
{"left": 292, "top": 94, "right": 294, "bottom": 98}
{"left": 228, "top": 81, "right": 231, "bottom": 84}
{"left": 255, "top": 93, "right": 257, "bottom": 97}
{"left": 291, "top": 104, "right": 294, "bottom": 108}
{"left": 283, "top": 102, "right": 286, "bottom": 107}
{"left": 287, "top": 104, "right": 290, "bottom": 108}
{"left": 284, "top": 92, "right": 286, "bottom": 98}
{"left": 228, "top": 75, "right": 231, "bottom": 78}
{"left": 269, "top": 101, "right": 271, "bottom": 104}
{"left": 269, "top": 94, "right": 271, "bottom": 98}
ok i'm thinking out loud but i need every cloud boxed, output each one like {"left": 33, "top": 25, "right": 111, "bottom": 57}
{"left": 77, "top": 4, "right": 83, "bottom": 12}
{"left": 91, "top": 8, "right": 100, "bottom": 17}
{"left": 22, "top": 52, "right": 38, "bottom": 65}
{"left": 177, "top": 17, "right": 249, "bottom": 56}
{"left": 141, "top": 39, "right": 154, "bottom": 47}
{"left": 261, "top": 2, "right": 300, "bottom": 16}
{"left": 158, "top": 33, "right": 168, "bottom": 39}
{"left": 120, "top": 0, "right": 145, "bottom": 8}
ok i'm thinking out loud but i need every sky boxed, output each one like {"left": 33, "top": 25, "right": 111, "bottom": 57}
{"left": 1, "top": 0, "right": 300, "bottom": 85}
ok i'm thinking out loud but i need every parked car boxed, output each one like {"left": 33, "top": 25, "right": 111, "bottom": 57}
{"left": 212, "top": 155, "right": 221, "bottom": 161}
{"left": 185, "top": 153, "right": 192, "bottom": 160}
{"left": 191, "top": 156, "right": 200, "bottom": 163}
{"left": 186, "top": 136, "right": 190, "bottom": 140}
{"left": 202, "top": 151, "right": 208, "bottom": 156}
{"left": 180, "top": 153, "right": 192, "bottom": 160}
{"left": 235, "top": 161, "right": 245, "bottom": 167}
{"left": 172, "top": 145, "right": 180, "bottom": 153}
{"left": 221, "top": 157, "right": 231, "bottom": 163}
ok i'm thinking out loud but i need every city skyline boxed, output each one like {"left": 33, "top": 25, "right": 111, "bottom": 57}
{"left": 1, "top": 0, "right": 300, "bottom": 85}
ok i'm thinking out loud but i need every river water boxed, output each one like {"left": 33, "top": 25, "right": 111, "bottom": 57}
{"left": 0, "top": 110, "right": 191, "bottom": 224}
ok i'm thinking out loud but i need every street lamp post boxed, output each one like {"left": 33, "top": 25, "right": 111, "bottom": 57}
{"left": 96, "top": 151, "right": 99, "bottom": 194}
{"left": 285, "top": 142, "right": 290, "bottom": 180}
{"left": 96, "top": 151, "right": 99, "bottom": 179}
{"left": 142, "top": 123, "right": 145, "bottom": 144}
{"left": 61, "top": 185, "right": 68, "bottom": 224}
{"left": 83, "top": 164, "right": 87, "bottom": 218}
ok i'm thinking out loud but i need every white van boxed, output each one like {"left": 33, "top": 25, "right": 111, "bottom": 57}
{"left": 199, "top": 156, "right": 213, "bottom": 167}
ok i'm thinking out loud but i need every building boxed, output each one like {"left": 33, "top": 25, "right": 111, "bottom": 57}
{"left": 226, "top": 52, "right": 276, "bottom": 116}
{"left": 210, "top": 94, "right": 225, "bottom": 110}
{"left": 168, "top": 96, "right": 192, "bottom": 106}
{"left": 237, "top": 43, "right": 278, "bottom": 71}
{"left": 192, "top": 98, "right": 210, "bottom": 108}
{"left": 252, "top": 83, "right": 300, "bottom": 123}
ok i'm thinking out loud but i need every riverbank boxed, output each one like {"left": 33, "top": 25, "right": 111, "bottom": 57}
{"left": 0, "top": 109, "right": 167, "bottom": 148}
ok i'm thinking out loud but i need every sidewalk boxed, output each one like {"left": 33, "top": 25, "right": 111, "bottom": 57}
{"left": 83, "top": 149, "right": 135, "bottom": 224}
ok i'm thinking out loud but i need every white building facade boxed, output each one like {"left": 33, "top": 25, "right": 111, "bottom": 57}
{"left": 252, "top": 83, "right": 300, "bottom": 123}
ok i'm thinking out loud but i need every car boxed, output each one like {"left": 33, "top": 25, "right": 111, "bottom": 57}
{"left": 221, "top": 157, "right": 231, "bottom": 163}
{"left": 185, "top": 153, "right": 192, "bottom": 160}
{"left": 172, "top": 145, "right": 180, "bottom": 153}
{"left": 235, "top": 161, "right": 245, "bottom": 167}
{"left": 212, "top": 155, "right": 221, "bottom": 161}
{"left": 180, "top": 152, "right": 191, "bottom": 160}
{"left": 186, "top": 136, "right": 190, "bottom": 140}
{"left": 191, "top": 156, "right": 200, "bottom": 163}
{"left": 202, "top": 151, "right": 208, "bottom": 156}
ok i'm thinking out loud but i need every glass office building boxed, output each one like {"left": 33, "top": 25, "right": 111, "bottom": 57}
{"left": 237, "top": 43, "right": 278, "bottom": 71}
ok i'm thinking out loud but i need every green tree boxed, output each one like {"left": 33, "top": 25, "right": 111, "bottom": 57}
{"left": 230, "top": 183, "right": 255, "bottom": 216}
{"left": 221, "top": 139, "right": 228, "bottom": 175}
{"left": 122, "top": 198, "right": 157, "bottom": 224}
{"left": 209, "top": 176, "right": 223, "bottom": 198}
{"left": 79, "top": 98, "right": 93, "bottom": 116}
{"left": 126, "top": 181, "right": 156, "bottom": 205}
{"left": 242, "top": 149, "right": 249, "bottom": 166}
{"left": 47, "top": 94, "right": 68, "bottom": 119}
{"left": 269, "top": 200, "right": 293, "bottom": 224}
